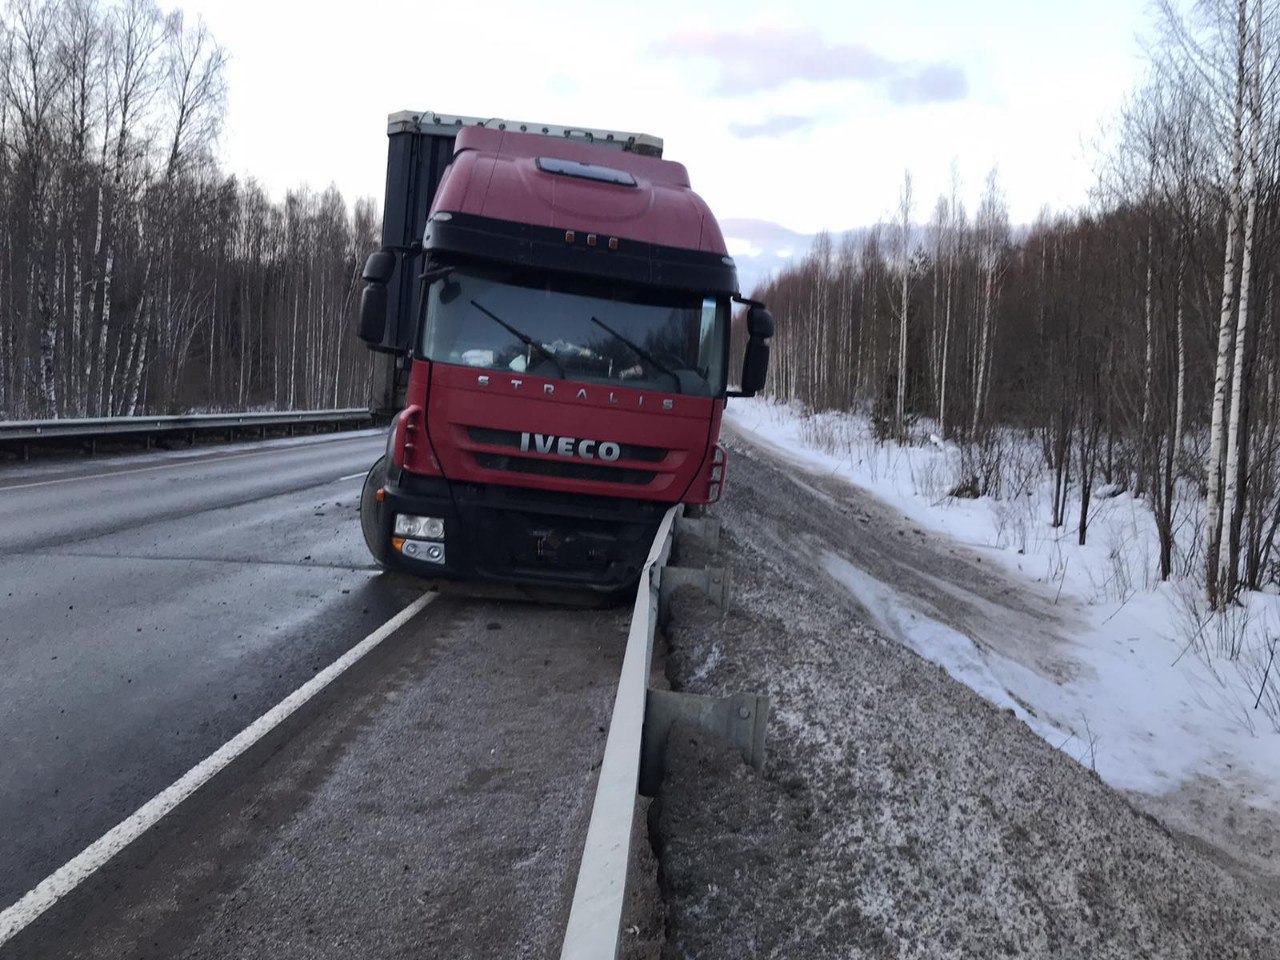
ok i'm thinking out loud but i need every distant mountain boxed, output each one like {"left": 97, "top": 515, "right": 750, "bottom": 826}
{"left": 719, "top": 218, "right": 819, "bottom": 297}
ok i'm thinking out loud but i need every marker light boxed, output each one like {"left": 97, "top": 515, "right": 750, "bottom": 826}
{"left": 394, "top": 514, "right": 445, "bottom": 539}
{"left": 706, "top": 445, "right": 727, "bottom": 502}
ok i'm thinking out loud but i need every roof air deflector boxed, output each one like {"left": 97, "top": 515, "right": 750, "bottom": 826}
{"left": 535, "top": 156, "right": 637, "bottom": 187}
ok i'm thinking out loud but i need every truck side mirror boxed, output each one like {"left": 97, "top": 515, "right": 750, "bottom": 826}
{"left": 359, "top": 284, "right": 389, "bottom": 344}
{"left": 358, "top": 250, "right": 397, "bottom": 345}
{"left": 733, "top": 303, "right": 772, "bottom": 396}
{"left": 363, "top": 249, "right": 397, "bottom": 284}
{"left": 740, "top": 337, "right": 770, "bottom": 396}
{"left": 746, "top": 304, "right": 774, "bottom": 339}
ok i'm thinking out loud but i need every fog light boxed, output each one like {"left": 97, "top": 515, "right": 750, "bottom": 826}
{"left": 394, "top": 514, "right": 445, "bottom": 539}
{"left": 399, "top": 538, "right": 446, "bottom": 564}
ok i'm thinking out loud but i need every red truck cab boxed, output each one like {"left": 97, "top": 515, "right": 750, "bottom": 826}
{"left": 358, "top": 114, "right": 772, "bottom": 593}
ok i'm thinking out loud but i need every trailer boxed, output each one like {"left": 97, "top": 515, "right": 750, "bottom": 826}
{"left": 357, "top": 111, "right": 772, "bottom": 593}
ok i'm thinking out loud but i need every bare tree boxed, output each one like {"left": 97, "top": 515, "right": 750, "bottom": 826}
{"left": 895, "top": 170, "right": 912, "bottom": 437}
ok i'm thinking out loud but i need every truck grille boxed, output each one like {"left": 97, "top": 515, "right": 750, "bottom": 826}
{"left": 466, "top": 427, "right": 668, "bottom": 463}
{"left": 473, "top": 453, "right": 656, "bottom": 485}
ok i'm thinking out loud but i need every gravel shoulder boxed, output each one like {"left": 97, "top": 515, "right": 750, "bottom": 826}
{"left": 650, "top": 430, "right": 1280, "bottom": 959}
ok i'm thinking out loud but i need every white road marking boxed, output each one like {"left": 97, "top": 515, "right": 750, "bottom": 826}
{"left": 0, "top": 590, "right": 438, "bottom": 947}
{"left": 337, "top": 472, "right": 366, "bottom": 482}
{"left": 0, "top": 433, "right": 380, "bottom": 493}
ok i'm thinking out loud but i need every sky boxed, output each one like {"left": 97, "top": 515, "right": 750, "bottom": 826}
{"left": 197, "top": 0, "right": 1153, "bottom": 276}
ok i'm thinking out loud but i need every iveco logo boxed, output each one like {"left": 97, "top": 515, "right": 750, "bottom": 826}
{"left": 520, "top": 433, "right": 622, "bottom": 462}
{"left": 477, "top": 375, "right": 674, "bottom": 411}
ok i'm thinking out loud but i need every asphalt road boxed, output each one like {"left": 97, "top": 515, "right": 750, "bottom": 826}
{"left": 0, "top": 431, "right": 399, "bottom": 910}
{"left": 0, "top": 432, "right": 640, "bottom": 958}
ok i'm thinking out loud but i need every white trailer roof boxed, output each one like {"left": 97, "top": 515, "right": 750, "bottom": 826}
{"left": 386, "top": 110, "right": 663, "bottom": 157}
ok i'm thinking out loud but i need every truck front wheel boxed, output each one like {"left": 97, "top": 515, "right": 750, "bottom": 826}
{"left": 360, "top": 455, "right": 391, "bottom": 567}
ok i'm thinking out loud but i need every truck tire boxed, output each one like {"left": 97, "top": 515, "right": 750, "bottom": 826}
{"left": 360, "top": 455, "right": 391, "bottom": 567}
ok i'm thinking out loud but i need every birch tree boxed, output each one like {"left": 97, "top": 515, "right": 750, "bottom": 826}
{"left": 895, "top": 170, "right": 912, "bottom": 437}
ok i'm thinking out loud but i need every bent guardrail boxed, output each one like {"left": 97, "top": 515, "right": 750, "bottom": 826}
{"left": 559, "top": 504, "right": 678, "bottom": 960}
{"left": 559, "top": 508, "right": 770, "bottom": 959}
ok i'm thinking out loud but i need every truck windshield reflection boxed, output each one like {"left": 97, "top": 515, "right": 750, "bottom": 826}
{"left": 421, "top": 268, "right": 727, "bottom": 396}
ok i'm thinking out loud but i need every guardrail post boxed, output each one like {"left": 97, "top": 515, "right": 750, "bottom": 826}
{"left": 659, "top": 566, "right": 729, "bottom": 609}
{"left": 674, "top": 514, "right": 720, "bottom": 550}
{"left": 641, "top": 507, "right": 770, "bottom": 797}
{"left": 639, "top": 689, "right": 768, "bottom": 797}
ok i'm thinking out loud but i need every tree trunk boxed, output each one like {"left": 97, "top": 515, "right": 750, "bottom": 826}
{"left": 1206, "top": 0, "right": 1249, "bottom": 609}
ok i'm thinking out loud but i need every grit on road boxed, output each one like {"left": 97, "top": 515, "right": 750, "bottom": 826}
{"left": 0, "top": 433, "right": 396, "bottom": 909}
{"left": 0, "top": 433, "right": 642, "bottom": 959}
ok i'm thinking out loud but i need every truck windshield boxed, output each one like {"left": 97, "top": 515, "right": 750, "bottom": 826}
{"left": 421, "top": 267, "right": 728, "bottom": 396}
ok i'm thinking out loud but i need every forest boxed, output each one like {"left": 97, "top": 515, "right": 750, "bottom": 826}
{"left": 9, "top": 0, "right": 1280, "bottom": 614}
{"left": 753, "top": 0, "right": 1280, "bottom": 610}
{"left": 0, "top": 0, "right": 376, "bottom": 421}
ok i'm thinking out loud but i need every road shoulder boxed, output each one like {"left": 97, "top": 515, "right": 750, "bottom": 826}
{"left": 649, "top": 435, "right": 1280, "bottom": 958}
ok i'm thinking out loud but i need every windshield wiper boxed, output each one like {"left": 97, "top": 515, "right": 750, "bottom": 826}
{"left": 469, "top": 300, "right": 565, "bottom": 379}
{"left": 589, "top": 316, "right": 682, "bottom": 394}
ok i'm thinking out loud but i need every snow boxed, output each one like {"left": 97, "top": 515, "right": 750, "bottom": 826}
{"left": 820, "top": 552, "right": 1070, "bottom": 745}
{"left": 727, "top": 398, "right": 1280, "bottom": 812}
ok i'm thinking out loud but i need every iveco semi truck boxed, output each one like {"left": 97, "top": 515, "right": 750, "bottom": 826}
{"left": 357, "top": 111, "right": 772, "bottom": 593}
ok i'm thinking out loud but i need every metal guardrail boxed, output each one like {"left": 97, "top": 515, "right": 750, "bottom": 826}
{"left": 560, "top": 510, "right": 767, "bottom": 958}
{"left": 0, "top": 409, "right": 375, "bottom": 457}
{"left": 559, "top": 504, "right": 678, "bottom": 960}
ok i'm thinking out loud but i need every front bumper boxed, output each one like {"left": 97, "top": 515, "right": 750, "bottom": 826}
{"left": 377, "top": 469, "right": 666, "bottom": 592}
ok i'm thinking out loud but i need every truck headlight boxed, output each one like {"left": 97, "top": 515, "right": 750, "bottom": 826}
{"left": 394, "top": 514, "right": 445, "bottom": 539}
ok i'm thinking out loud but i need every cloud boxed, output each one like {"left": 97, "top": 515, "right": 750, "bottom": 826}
{"left": 728, "top": 114, "right": 816, "bottom": 138}
{"left": 653, "top": 27, "right": 968, "bottom": 104}
{"left": 888, "top": 64, "right": 968, "bottom": 105}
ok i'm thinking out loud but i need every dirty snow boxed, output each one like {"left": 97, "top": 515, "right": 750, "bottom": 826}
{"left": 654, "top": 453, "right": 1280, "bottom": 958}
{"left": 726, "top": 399, "right": 1280, "bottom": 825}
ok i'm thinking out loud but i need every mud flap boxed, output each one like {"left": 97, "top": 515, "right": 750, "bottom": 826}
{"left": 360, "top": 455, "right": 391, "bottom": 567}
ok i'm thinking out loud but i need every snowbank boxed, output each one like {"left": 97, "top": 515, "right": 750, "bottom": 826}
{"left": 726, "top": 399, "right": 1280, "bottom": 812}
